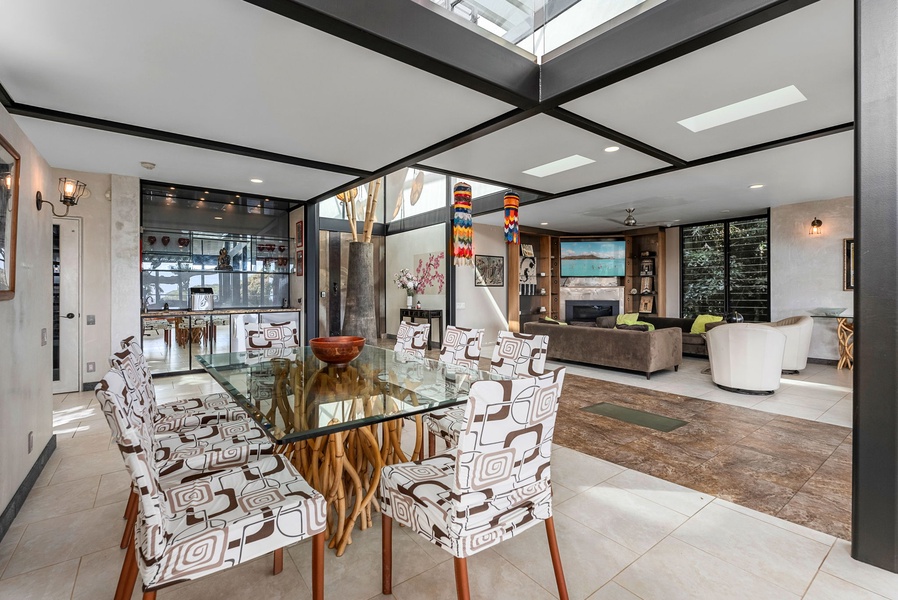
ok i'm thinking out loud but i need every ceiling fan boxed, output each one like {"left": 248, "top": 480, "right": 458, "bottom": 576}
{"left": 607, "top": 207, "right": 639, "bottom": 227}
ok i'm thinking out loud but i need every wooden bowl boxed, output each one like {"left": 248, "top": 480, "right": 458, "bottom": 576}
{"left": 310, "top": 336, "right": 366, "bottom": 366}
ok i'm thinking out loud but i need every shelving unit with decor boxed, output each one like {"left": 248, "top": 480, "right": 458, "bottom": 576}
{"left": 624, "top": 227, "right": 666, "bottom": 317}
{"left": 506, "top": 231, "right": 554, "bottom": 331}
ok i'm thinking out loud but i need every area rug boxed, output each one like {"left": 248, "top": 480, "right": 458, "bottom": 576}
{"left": 554, "top": 374, "right": 852, "bottom": 540}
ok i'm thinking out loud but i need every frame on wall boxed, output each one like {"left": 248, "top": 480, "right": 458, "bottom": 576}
{"left": 296, "top": 249, "right": 304, "bottom": 277}
{"left": 0, "top": 132, "right": 20, "bottom": 301}
{"left": 474, "top": 254, "right": 504, "bottom": 287}
{"left": 639, "top": 295, "right": 654, "bottom": 314}
{"left": 295, "top": 220, "right": 303, "bottom": 248}
{"left": 844, "top": 238, "right": 855, "bottom": 290}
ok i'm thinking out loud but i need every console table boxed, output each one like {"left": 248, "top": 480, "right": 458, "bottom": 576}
{"left": 399, "top": 308, "right": 443, "bottom": 349}
{"left": 811, "top": 314, "right": 854, "bottom": 370}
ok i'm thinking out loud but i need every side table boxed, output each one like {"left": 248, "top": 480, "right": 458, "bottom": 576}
{"left": 399, "top": 309, "right": 443, "bottom": 349}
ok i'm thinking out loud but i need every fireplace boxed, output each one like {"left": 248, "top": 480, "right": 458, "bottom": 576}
{"left": 565, "top": 300, "right": 620, "bottom": 322}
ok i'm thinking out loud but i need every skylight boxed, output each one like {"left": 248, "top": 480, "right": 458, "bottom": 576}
{"left": 677, "top": 85, "right": 808, "bottom": 133}
{"left": 523, "top": 154, "right": 595, "bottom": 177}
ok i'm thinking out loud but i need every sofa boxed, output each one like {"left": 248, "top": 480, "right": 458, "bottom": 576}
{"left": 522, "top": 321, "right": 682, "bottom": 379}
{"left": 767, "top": 316, "right": 814, "bottom": 372}
{"left": 640, "top": 316, "right": 726, "bottom": 356}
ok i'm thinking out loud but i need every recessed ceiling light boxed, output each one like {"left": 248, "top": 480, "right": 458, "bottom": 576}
{"left": 200, "top": 197, "right": 205, "bottom": 201}
{"left": 250, "top": 178, "right": 263, "bottom": 183}
{"left": 205, "top": 190, "right": 209, "bottom": 193}
{"left": 749, "top": 184, "right": 765, "bottom": 189}
{"left": 214, "top": 216, "right": 223, "bottom": 220}
{"left": 604, "top": 146, "right": 620, "bottom": 153}
{"left": 229, "top": 201, "right": 235, "bottom": 204}
{"left": 523, "top": 154, "right": 595, "bottom": 178}
{"left": 169, "top": 187, "right": 175, "bottom": 190}
{"left": 677, "top": 85, "right": 807, "bottom": 133}
{"left": 540, "top": 222, "right": 549, "bottom": 225}
{"left": 264, "top": 198, "right": 270, "bottom": 202}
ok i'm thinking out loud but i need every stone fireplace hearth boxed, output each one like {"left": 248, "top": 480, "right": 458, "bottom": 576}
{"left": 560, "top": 286, "right": 625, "bottom": 323}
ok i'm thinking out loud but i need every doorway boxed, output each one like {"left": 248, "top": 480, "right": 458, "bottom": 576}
{"left": 53, "top": 218, "right": 81, "bottom": 393}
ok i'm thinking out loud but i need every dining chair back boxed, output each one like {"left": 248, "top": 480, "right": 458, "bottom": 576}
{"left": 394, "top": 321, "right": 431, "bottom": 358}
{"left": 439, "top": 326, "right": 484, "bottom": 371}
{"left": 490, "top": 331, "right": 549, "bottom": 378}
{"left": 245, "top": 321, "right": 300, "bottom": 350}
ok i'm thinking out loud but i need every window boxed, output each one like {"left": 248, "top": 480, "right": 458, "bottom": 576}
{"left": 681, "top": 215, "right": 769, "bottom": 321}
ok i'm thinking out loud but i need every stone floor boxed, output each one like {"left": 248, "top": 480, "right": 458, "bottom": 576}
{"left": 1, "top": 369, "right": 893, "bottom": 600}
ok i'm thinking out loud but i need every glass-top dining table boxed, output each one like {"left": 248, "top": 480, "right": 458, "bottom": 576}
{"left": 195, "top": 345, "right": 504, "bottom": 555}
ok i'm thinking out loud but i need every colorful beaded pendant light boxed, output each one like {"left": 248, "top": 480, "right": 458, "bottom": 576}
{"left": 504, "top": 191, "right": 520, "bottom": 245}
{"left": 452, "top": 182, "right": 474, "bottom": 266}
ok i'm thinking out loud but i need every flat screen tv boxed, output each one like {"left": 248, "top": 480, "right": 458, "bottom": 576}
{"left": 560, "top": 240, "right": 626, "bottom": 277}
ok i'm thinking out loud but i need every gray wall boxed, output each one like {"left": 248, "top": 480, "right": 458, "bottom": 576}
{"left": 455, "top": 223, "right": 509, "bottom": 349}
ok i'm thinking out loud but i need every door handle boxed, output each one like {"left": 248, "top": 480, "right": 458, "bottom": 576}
{"left": 63, "top": 313, "right": 75, "bottom": 319}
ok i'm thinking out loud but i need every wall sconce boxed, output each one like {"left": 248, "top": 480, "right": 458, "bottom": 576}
{"left": 36, "top": 178, "right": 90, "bottom": 217}
{"left": 809, "top": 217, "right": 823, "bottom": 235}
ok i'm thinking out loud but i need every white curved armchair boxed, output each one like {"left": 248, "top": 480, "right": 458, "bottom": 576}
{"left": 707, "top": 324, "right": 786, "bottom": 394}
{"left": 767, "top": 316, "right": 814, "bottom": 372}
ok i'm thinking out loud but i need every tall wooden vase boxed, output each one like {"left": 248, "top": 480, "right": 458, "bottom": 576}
{"left": 342, "top": 241, "right": 377, "bottom": 342}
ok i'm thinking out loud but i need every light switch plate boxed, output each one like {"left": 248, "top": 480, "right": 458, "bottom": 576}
{"left": 86, "top": 315, "right": 96, "bottom": 325}
{"left": 40, "top": 328, "right": 47, "bottom": 346}
{"left": 86, "top": 362, "right": 96, "bottom": 373}
{"left": 456, "top": 302, "right": 466, "bottom": 310}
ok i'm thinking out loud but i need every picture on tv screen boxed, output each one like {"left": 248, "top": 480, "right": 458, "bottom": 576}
{"left": 560, "top": 240, "right": 626, "bottom": 277}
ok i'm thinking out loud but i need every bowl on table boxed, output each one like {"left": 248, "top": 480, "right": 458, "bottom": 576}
{"left": 310, "top": 336, "right": 366, "bottom": 366}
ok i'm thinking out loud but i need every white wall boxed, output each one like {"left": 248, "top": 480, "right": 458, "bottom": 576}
{"left": 0, "top": 106, "right": 55, "bottom": 512}
{"left": 110, "top": 175, "right": 141, "bottom": 348}
{"left": 456, "top": 224, "right": 509, "bottom": 348}
{"left": 664, "top": 227, "right": 680, "bottom": 317}
{"left": 384, "top": 224, "right": 447, "bottom": 336}
{"left": 771, "top": 196, "right": 854, "bottom": 360}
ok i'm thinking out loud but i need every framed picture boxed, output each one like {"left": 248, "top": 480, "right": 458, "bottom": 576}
{"left": 520, "top": 243, "right": 535, "bottom": 258}
{"left": 295, "top": 220, "right": 304, "bottom": 248}
{"left": 0, "top": 133, "right": 20, "bottom": 301}
{"left": 844, "top": 238, "right": 855, "bottom": 290}
{"left": 639, "top": 296, "right": 654, "bottom": 314}
{"left": 474, "top": 254, "right": 504, "bottom": 287}
{"left": 295, "top": 249, "right": 304, "bottom": 276}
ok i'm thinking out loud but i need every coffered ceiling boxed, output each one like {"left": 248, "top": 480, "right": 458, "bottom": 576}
{"left": 0, "top": 0, "right": 853, "bottom": 230}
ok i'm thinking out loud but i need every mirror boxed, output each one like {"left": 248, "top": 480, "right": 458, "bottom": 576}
{"left": 0, "top": 133, "right": 20, "bottom": 300}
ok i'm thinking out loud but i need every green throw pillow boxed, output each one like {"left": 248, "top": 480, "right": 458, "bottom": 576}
{"left": 542, "top": 317, "right": 568, "bottom": 326}
{"left": 691, "top": 314, "right": 723, "bottom": 334}
{"left": 616, "top": 313, "right": 639, "bottom": 326}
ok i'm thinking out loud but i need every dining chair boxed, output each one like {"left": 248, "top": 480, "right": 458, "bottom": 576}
{"left": 381, "top": 367, "right": 569, "bottom": 600}
{"left": 96, "top": 369, "right": 326, "bottom": 600}
{"left": 394, "top": 321, "right": 431, "bottom": 358}
{"left": 489, "top": 330, "right": 549, "bottom": 378}
{"left": 245, "top": 320, "right": 300, "bottom": 350}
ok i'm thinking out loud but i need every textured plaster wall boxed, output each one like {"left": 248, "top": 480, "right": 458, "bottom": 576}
{"left": 455, "top": 224, "right": 509, "bottom": 348}
{"left": 771, "top": 196, "right": 854, "bottom": 360}
{"left": 0, "top": 106, "right": 55, "bottom": 511}
{"left": 110, "top": 175, "right": 141, "bottom": 349}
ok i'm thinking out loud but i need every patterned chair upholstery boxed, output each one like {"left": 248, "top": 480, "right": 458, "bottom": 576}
{"left": 96, "top": 369, "right": 326, "bottom": 600}
{"left": 381, "top": 367, "right": 569, "bottom": 600}
{"left": 245, "top": 321, "right": 299, "bottom": 350}
{"left": 490, "top": 331, "right": 549, "bottom": 378}
{"left": 394, "top": 322, "right": 431, "bottom": 358}
{"left": 438, "top": 326, "right": 484, "bottom": 371}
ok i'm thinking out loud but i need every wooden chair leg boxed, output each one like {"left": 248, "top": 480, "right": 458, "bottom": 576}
{"left": 273, "top": 547, "right": 283, "bottom": 575}
{"left": 382, "top": 514, "right": 393, "bottom": 595}
{"left": 453, "top": 556, "right": 470, "bottom": 600}
{"left": 115, "top": 533, "right": 139, "bottom": 600}
{"left": 545, "top": 517, "right": 569, "bottom": 600}
{"left": 428, "top": 432, "right": 436, "bottom": 458}
{"left": 312, "top": 531, "right": 325, "bottom": 600}
{"left": 120, "top": 491, "right": 138, "bottom": 549}
{"left": 142, "top": 592, "right": 156, "bottom": 600}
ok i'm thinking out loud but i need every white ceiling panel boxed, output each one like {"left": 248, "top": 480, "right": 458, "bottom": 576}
{"left": 421, "top": 114, "right": 669, "bottom": 193}
{"left": 562, "top": 0, "right": 852, "bottom": 161}
{"left": 476, "top": 131, "right": 853, "bottom": 233}
{"left": 16, "top": 117, "right": 355, "bottom": 201}
{"left": 0, "top": 0, "right": 511, "bottom": 172}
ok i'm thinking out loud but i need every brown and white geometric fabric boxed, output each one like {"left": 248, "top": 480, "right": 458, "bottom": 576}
{"left": 439, "top": 326, "right": 484, "bottom": 371}
{"left": 425, "top": 404, "right": 466, "bottom": 448}
{"left": 394, "top": 322, "right": 431, "bottom": 358}
{"left": 98, "top": 370, "right": 326, "bottom": 592}
{"left": 381, "top": 367, "right": 566, "bottom": 558}
{"left": 489, "top": 331, "right": 549, "bottom": 378}
{"left": 245, "top": 321, "right": 299, "bottom": 350}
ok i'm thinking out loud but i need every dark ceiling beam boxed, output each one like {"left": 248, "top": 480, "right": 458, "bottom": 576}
{"left": 547, "top": 107, "right": 688, "bottom": 167}
{"left": 241, "top": 0, "right": 540, "bottom": 108}
{"left": 304, "top": 107, "right": 546, "bottom": 204}
{"left": 0, "top": 81, "right": 12, "bottom": 108}
{"left": 7, "top": 103, "right": 369, "bottom": 178}
{"left": 540, "top": 0, "right": 820, "bottom": 108}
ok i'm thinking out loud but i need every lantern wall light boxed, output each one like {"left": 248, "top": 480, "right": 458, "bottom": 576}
{"left": 36, "top": 178, "right": 90, "bottom": 217}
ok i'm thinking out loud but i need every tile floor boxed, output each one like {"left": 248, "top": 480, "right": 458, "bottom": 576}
{"left": 2, "top": 364, "right": 885, "bottom": 600}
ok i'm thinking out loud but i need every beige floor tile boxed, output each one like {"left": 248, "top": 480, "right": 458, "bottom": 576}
{"left": 614, "top": 537, "right": 799, "bottom": 600}
{"left": 711, "top": 499, "right": 836, "bottom": 546}
{"left": 671, "top": 502, "right": 830, "bottom": 595}
{"left": 160, "top": 553, "right": 308, "bottom": 600}
{"left": 0, "top": 558, "right": 79, "bottom": 600}
{"left": 753, "top": 400, "right": 826, "bottom": 421}
{"left": 803, "top": 571, "right": 889, "bottom": 599}
{"left": 776, "top": 381, "right": 851, "bottom": 401}
{"left": 817, "top": 399, "right": 852, "bottom": 427}
{"left": 0, "top": 524, "right": 25, "bottom": 578}
{"left": 820, "top": 540, "right": 898, "bottom": 600}
{"left": 31, "top": 453, "right": 62, "bottom": 489}
{"left": 606, "top": 468, "right": 715, "bottom": 517}
{"left": 13, "top": 476, "right": 100, "bottom": 526}
{"left": 3, "top": 501, "right": 127, "bottom": 579}
{"left": 556, "top": 483, "right": 687, "bottom": 555}
{"left": 696, "top": 389, "right": 765, "bottom": 408}
{"left": 72, "top": 415, "right": 113, "bottom": 438}
{"left": 586, "top": 581, "right": 642, "bottom": 600}
{"left": 48, "top": 447, "right": 125, "bottom": 485}
{"left": 71, "top": 546, "right": 142, "bottom": 600}
{"left": 54, "top": 430, "right": 112, "bottom": 458}
{"left": 551, "top": 482, "right": 578, "bottom": 506}
{"left": 551, "top": 447, "right": 625, "bottom": 494}
{"left": 494, "top": 512, "right": 638, "bottom": 600}
{"left": 94, "top": 470, "right": 132, "bottom": 507}
{"left": 391, "top": 549, "right": 555, "bottom": 600}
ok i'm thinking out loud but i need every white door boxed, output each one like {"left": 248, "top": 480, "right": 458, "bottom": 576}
{"left": 53, "top": 218, "right": 81, "bottom": 393}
